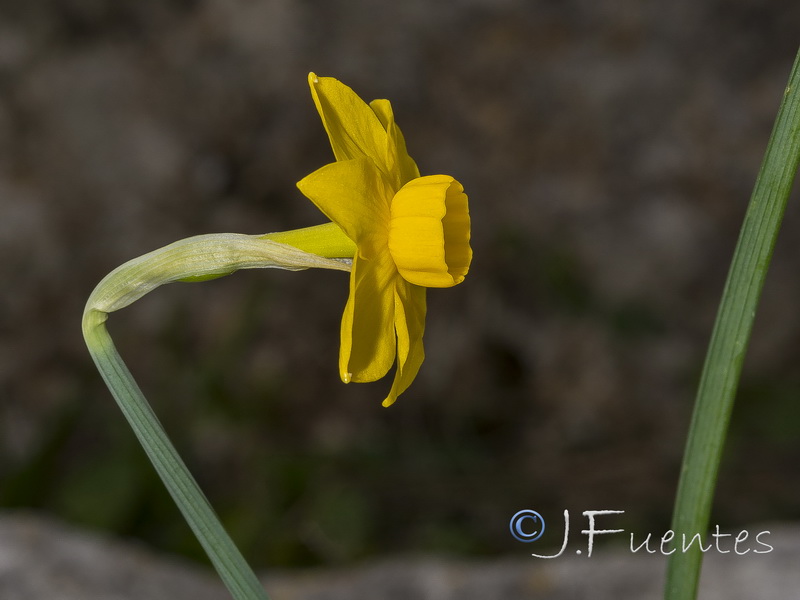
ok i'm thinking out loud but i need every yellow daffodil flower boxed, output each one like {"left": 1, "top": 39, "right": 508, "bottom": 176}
{"left": 296, "top": 73, "right": 472, "bottom": 406}
{"left": 82, "top": 71, "right": 472, "bottom": 600}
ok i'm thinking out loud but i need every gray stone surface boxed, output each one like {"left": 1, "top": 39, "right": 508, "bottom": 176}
{"left": 2, "top": 512, "right": 799, "bottom": 599}
{"left": 0, "top": 513, "right": 223, "bottom": 600}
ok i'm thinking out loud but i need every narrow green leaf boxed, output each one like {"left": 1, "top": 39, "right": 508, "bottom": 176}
{"left": 665, "top": 47, "right": 800, "bottom": 599}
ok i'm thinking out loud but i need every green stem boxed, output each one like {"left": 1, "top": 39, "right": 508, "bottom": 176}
{"left": 84, "top": 312, "right": 269, "bottom": 600}
{"left": 83, "top": 232, "right": 351, "bottom": 600}
{"left": 665, "top": 47, "right": 800, "bottom": 599}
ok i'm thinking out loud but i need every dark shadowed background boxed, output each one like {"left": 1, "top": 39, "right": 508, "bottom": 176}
{"left": 2, "top": 0, "right": 800, "bottom": 571}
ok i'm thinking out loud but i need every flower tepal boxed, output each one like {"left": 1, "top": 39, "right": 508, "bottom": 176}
{"left": 297, "top": 73, "right": 472, "bottom": 406}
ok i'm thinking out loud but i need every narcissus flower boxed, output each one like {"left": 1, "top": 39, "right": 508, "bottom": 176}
{"left": 82, "top": 71, "right": 471, "bottom": 600}
{"left": 296, "top": 73, "right": 472, "bottom": 406}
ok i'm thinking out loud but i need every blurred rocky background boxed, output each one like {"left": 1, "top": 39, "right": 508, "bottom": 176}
{"left": 3, "top": 513, "right": 800, "bottom": 599}
{"left": 2, "top": 0, "right": 800, "bottom": 596}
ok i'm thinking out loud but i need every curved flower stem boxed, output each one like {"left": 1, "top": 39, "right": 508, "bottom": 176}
{"left": 664, "top": 47, "right": 800, "bottom": 599}
{"left": 83, "top": 232, "right": 351, "bottom": 600}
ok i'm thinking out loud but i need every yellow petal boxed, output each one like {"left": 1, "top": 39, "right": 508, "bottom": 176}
{"left": 382, "top": 280, "right": 426, "bottom": 407}
{"left": 308, "top": 73, "right": 390, "bottom": 171}
{"left": 369, "top": 99, "right": 420, "bottom": 189}
{"left": 388, "top": 175, "right": 472, "bottom": 287}
{"left": 340, "top": 251, "right": 398, "bottom": 383}
{"left": 296, "top": 158, "right": 392, "bottom": 256}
